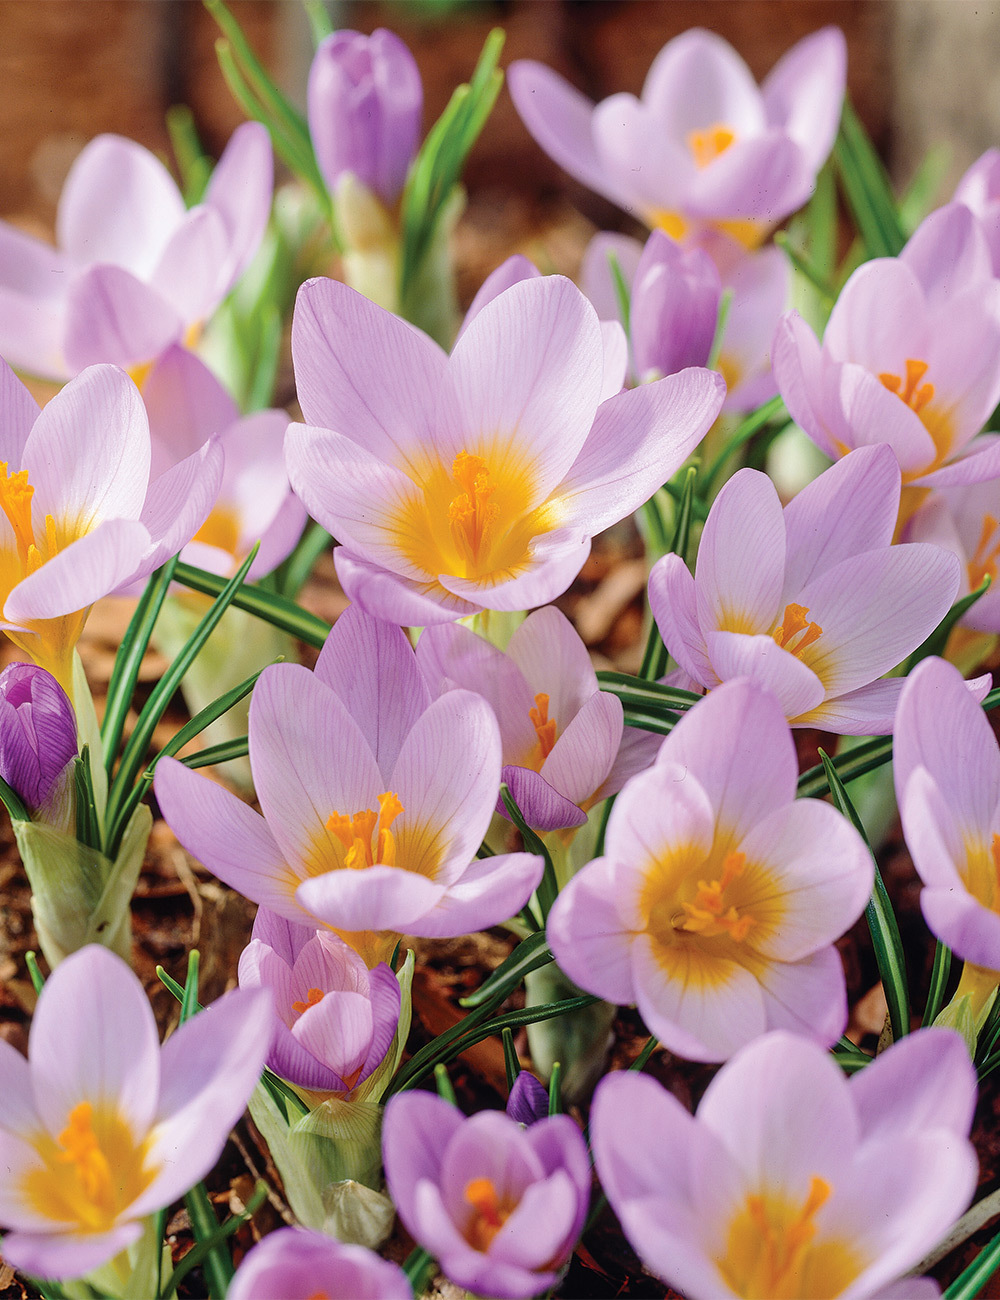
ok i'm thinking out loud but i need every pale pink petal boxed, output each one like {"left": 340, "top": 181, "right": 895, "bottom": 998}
{"left": 144, "top": 344, "right": 239, "bottom": 466}
{"left": 410, "top": 851, "right": 544, "bottom": 938}
{"left": 202, "top": 121, "right": 273, "bottom": 289}
{"left": 438, "top": 276, "right": 604, "bottom": 498}
{"left": 555, "top": 368, "right": 725, "bottom": 536}
{"left": 489, "top": 1170, "right": 579, "bottom": 1271}
{"left": 0, "top": 357, "right": 41, "bottom": 465}
{"left": 833, "top": 364, "right": 938, "bottom": 474}
{"left": 687, "top": 135, "right": 812, "bottom": 224}
{"left": 797, "top": 677, "right": 905, "bottom": 734}
{"left": 643, "top": 29, "right": 764, "bottom": 136}
{"left": 704, "top": 630, "right": 826, "bottom": 722}
{"left": 580, "top": 232, "right": 643, "bottom": 325}
{"left": 507, "top": 606, "right": 598, "bottom": 727}
{"left": 771, "top": 310, "right": 842, "bottom": 459}
{"left": 921, "top": 887, "right": 1000, "bottom": 970}
{"left": 590, "top": 95, "right": 692, "bottom": 215}
{"left": 457, "top": 255, "right": 541, "bottom": 342}
{"left": 761, "top": 27, "right": 846, "bottom": 171}
{"left": 335, "top": 548, "right": 477, "bottom": 625}
{"left": 916, "top": 434, "right": 1000, "bottom": 488}
{"left": 24, "top": 364, "right": 149, "bottom": 530}
{"left": 293, "top": 991, "right": 372, "bottom": 1080}
{"left": 140, "top": 439, "right": 224, "bottom": 573}
{"left": 755, "top": 946, "right": 848, "bottom": 1046}
{"left": 291, "top": 276, "right": 447, "bottom": 475}
{"left": 694, "top": 467, "right": 785, "bottom": 635}
{"left": 0, "top": 1038, "right": 37, "bottom": 1136}
{"left": 150, "top": 206, "right": 229, "bottom": 323}
{"left": 1, "top": 1224, "right": 143, "bottom": 1282}
{"left": 315, "top": 604, "right": 431, "bottom": 778}
{"left": 541, "top": 691, "right": 622, "bottom": 806}
{"left": 436, "top": 528, "right": 591, "bottom": 613}
{"left": 900, "top": 769, "right": 971, "bottom": 891}
{"left": 57, "top": 135, "right": 185, "bottom": 275}
{"left": 600, "top": 319, "right": 629, "bottom": 399}
{"left": 546, "top": 855, "right": 636, "bottom": 1005}
{"left": 4, "top": 518, "right": 152, "bottom": 624}
{"left": 592, "top": 724, "right": 662, "bottom": 803}
{"left": 296, "top": 864, "right": 444, "bottom": 932}
{"left": 901, "top": 203, "right": 994, "bottom": 304}
{"left": 29, "top": 946, "right": 160, "bottom": 1138}
{"left": 825, "top": 260, "right": 930, "bottom": 372}
{"left": 850, "top": 1027, "right": 977, "bottom": 1142}
{"left": 0, "top": 286, "right": 67, "bottom": 382}
{"left": 63, "top": 263, "right": 183, "bottom": 371}
{"left": 647, "top": 552, "right": 716, "bottom": 687}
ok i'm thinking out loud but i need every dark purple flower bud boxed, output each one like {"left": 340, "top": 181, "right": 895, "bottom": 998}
{"left": 506, "top": 1068, "right": 550, "bottom": 1126}
{"left": 0, "top": 663, "right": 77, "bottom": 811}
{"left": 308, "top": 28, "right": 422, "bottom": 206}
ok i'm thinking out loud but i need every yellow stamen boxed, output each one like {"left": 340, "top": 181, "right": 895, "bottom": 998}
{"left": 689, "top": 123, "right": 736, "bottom": 169}
{"left": 969, "top": 514, "right": 1000, "bottom": 591}
{"left": 736, "top": 1177, "right": 833, "bottom": 1299}
{"left": 674, "top": 851, "right": 756, "bottom": 941}
{"left": 0, "top": 463, "right": 36, "bottom": 566}
{"left": 878, "top": 358, "right": 935, "bottom": 414}
{"left": 448, "top": 452, "right": 500, "bottom": 570}
{"left": 56, "top": 1102, "right": 115, "bottom": 1209}
{"left": 325, "top": 791, "right": 404, "bottom": 870}
{"left": 773, "top": 603, "right": 823, "bottom": 655}
{"left": 528, "top": 692, "right": 557, "bottom": 763}
{"left": 464, "top": 1176, "right": 511, "bottom": 1251}
{"left": 292, "top": 986, "right": 325, "bottom": 1015}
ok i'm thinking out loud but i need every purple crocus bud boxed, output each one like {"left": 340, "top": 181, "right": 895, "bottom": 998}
{"left": 228, "top": 1227, "right": 411, "bottom": 1300}
{"left": 238, "top": 907, "right": 401, "bottom": 1095}
{"left": 308, "top": 29, "right": 422, "bottom": 206}
{"left": 383, "top": 1091, "right": 590, "bottom": 1298}
{"left": 0, "top": 663, "right": 76, "bottom": 812}
{"left": 954, "top": 148, "right": 1000, "bottom": 276}
{"left": 506, "top": 1070, "right": 549, "bottom": 1126}
{"left": 592, "top": 1028, "right": 977, "bottom": 1300}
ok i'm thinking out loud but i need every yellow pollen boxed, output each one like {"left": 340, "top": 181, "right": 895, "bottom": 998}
{"left": 969, "top": 514, "right": 1000, "bottom": 591}
{"left": 326, "top": 791, "right": 403, "bottom": 870}
{"left": 773, "top": 603, "right": 823, "bottom": 655}
{"left": 448, "top": 451, "right": 499, "bottom": 568}
{"left": 674, "top": 851, "right": 756, "bottom": 941}
{"left": 529, "top": 692, "right": 557, "bottom": 763}
{"left": 738, "top": 1177, "right": 833, "bottom": 1299}
{"left": 56, "top": 1102, "right": 114, "bottom": 1208}
{"left": 689, "top": 123, "right": 737, "bottom": 169}
{"left": 0, "top": 463, "right": 37, "bottom": 566}
{"left": 292, "top": 986, "right": 325, "bottom": 1015}
{"left": 464, "top": 1176, "right": 511, "bottom": 1251}
{"left": 879, "top": 358, "right": 935, "bottom": 415}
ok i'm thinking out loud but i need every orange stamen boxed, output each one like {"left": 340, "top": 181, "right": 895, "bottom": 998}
{"left": 528, "top": 692, "right": 557, "bottom": 762}
{"left": 689, "top": 124, "right": 736, "bottom": 169}
{"left": 676, "top": 851, "right": 756, "bottom": 941}
{"left": 746, "top": 1176, "right": 832, "bottom": 1294}
{"left": 773, "top": 603, "right": 823, "bottom": 655}
{"left": 0, "top": 463, "right": 37, "bottom": 566}
{"left": 969, "top": 514, "right": 1000, "bottom": 591}
{"left": 448, "top": 451, "right": 499, "bottom": 568}
{"left": 326, "top": 792, "right": 403, "bottom": 870}
{"left": 464, "top": 1176, "right": 511, "bottom": 1250}
{"left": 878, "top": 358, "right": 935, "bottom": 414}
{"left": 292, "top": 987, "right": 325, "bottom": 1015}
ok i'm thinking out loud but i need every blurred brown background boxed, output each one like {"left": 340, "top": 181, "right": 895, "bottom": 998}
{"left": 0, "top": 0, "right": 994, "bottom": 239}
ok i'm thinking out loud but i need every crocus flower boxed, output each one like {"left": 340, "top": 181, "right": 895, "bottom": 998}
{"left": 0, "top": 124, "right": 272, "bottom": 383}
{"left": 142, "top": 345, "right": 304, "bottom": 581}
{"left": 239, "top": 907, "right": 401, "bottom": 1095}
{"left": 648, "top": 444, "right": 961, "bottom": 732}
{"left": 591, "top": 1027, "right": 978, "bottom": 1300}
{"left": 417, "top": 606, "right": 658, "bottom": 831}
{"left": 547, "top": 679, "right": 873, "bottom": 1061}
{"left": 773, "top": 203, "right": 1000, "bottom": 491}
{"left": 895, "top": 655, "right": 1000, "bottom": 973}
{"left": 954, "top": 148, "right": 1000, "bottom": 275}
{"left": 0, "top": 945, "right": 271, "bottom": 1281}
{"left": 582, "top": 229, "right": 786, "bottom": 409}
{"left": 155, "top": 606, "right": 543, "bottom": 962}
{"left": 509, "top": 27, "right": 845, "bottom": 248}
{"left": 286, "top": 274, "right": 724, "bottom": 626}
{"left": 506, "top": 1071, "right": 550, "bottom": 1127}
{"left": 382, "top": 1090, "right": 590, "bottom": 1299}
{"left": 308, "top": 29, "right": 422, "bottom": 207}
{"left": 0, "top": 360, "right": 222, "bottom": 693}
{"left": 0, "top": 663, "right": 76, "bottom": 815}
{"left": 228, "top": 1226, "right": 411, "bottom": 1300}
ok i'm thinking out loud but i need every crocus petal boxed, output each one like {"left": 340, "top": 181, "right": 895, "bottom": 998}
{"left": 139, "top": 439, "right": 224, "bottom": 573}
{"left": 150, "top": 206, "right": 230, "bottom": 323}
{"left": 556, "top": 368, "right": 725, "bottom": 536}
{"left": 202, "top": 120, "right": 273, "bottom": 289}
{"left": 489, "top": 1170, "right": 579, "bottom": 1270}
{"left": 695, "top": 467, "right": 785, "bottom": 634}
{"left": 382, "top": 1091, "right": 462, "bottom": 1223}
{"left": 901, "top": 768, "right": 972, "bottom": 892}
{"left": 0, "top": 286, "right": 67, "bottom": 383}
{"left": 411, "top": 851, "right": 544, "bottom": 938}
{"left": 771, "top": 310, "right": 840, "bottom": 459}
{"left": 754, "top": 945, "right": 848, "bottom": 1047}
{"left": 1, "top": 1224, "right": 144, "bottom": 1282}
{"left": 293, "top": 991, "right": 373, "bottom": 1081}
{"left": 798, "top": 677, "right": 905, "bottom": 734}
{"left": 0, "top": 1037, "right": 37, "bottom": 1136}
{"left": 335, "top": 548, "right": 478, "bottom": 625}
{"left": 600, "top": 319, "right": 629, "bottom": 399}
{"left": 291, "top": 276, "right": 447, "bottom": 476}
{"left": 143, "top": 344, "right": 238, "bottom": 464}
{"left": 580, "top": 232, "right": 644, "bottom": 325}
{"left": 921, "top": 887, "right": 1000, "bottom": 970}
{"left": 507, "top": 605, "right": 599, "bottom": 732}
{"left": 154, "top": 756, "right": 299, "bottom": 919}
{"left": 915, "top": 435, "right": 1000, "bottom": 488}
{"left": 0, "top": 357, "right": 42, "bottom": 465}
{"left": 63, "top": 264, "right": 182, "bottom": 372}
{"left": 457, "top": 255, "right": 541, "bottom": 341}
{"left": 5, "top": 518, "right": 153, "bottom": 624}
{"left": 688, "top": 134, "right": 812, "bottom": 223}
{"left": 540, "top": 691, "right": 622, "bottom": 807}
{"left": 643, "top": 28, "right": 764, "bottom": 135}
{"left": 850, "top": 1027, "right": 977, "bottom": 1143}
{"left": 29, "top": 947, "right": 160, "bottom": 1138}
{"left": 825, "top": 260, "right": 930, "bottom": 370}
{"left": 761, "top": 27, "right": 846, "bottom": 171}
{"left": 901, "top": 203, "right": 994, "bottom": 304}
{"left": 499, "top": 765, "right": 587, "bottom": 831}
{"left": 546, "top": 855, "right": 636, "bottom": 1005}
{"left": 315, "top": 604, "right": 432, "bottom": 777}
{"left": 297, "top": 864, "right": 445, "bottom": 933}
{"left": 648, "top": 552, "right": 716, "bottom": 687}
{"left": 704, "top": 630, "right": 826, "bottom": 725}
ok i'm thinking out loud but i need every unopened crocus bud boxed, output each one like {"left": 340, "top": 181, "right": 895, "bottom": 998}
{"left": 506, "top": 1069, "right": 549, "bottom": 1126}
{"left": 0, "top": 663, "right": 76, "bottom": 814}
{"left": 308, "top": 28, "right": 422, "bottom": 206}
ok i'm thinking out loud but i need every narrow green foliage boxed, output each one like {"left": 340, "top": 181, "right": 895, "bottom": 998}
{"left": 502, "top": 1028, "right": 519, "bottom": 1093}
{"left": 180, "top": 949, "right": 201, "bottom": 1024}
{"left": 640, "top": 466, "right": 698, "bottom": 679}
{"left": 165, "top": 104, "right": 212, "bottom": 205}
{"left": 174, "top": 560, "right": 331, "bottom": 648}
{"left": 706, "top": 288, "right": 733, "bottom": 372}
{"left": 275, "top": 520, "right": 334, "bottom": 599}
{"left": 73, "top": 747, "right": 103, "bottom": 852}
{"left": 899, "top": 143, "right": 951, "bottom": 235}
{"left": 434, "top": 1063, "right": 457, "bottom": 1105}
{"left": 181, "top": 737, "right": 250, "bottom": 770}
{"left": 831, "top": 1037, "right": 871, "bottom": 1074}
{"left": 0, "top": 770, "right": 29, "bottom": 824}
{"left": 834, "top": 98, "right": 906, "bottom": 260}
{"left": 797, "top": 736, "right": 893, "bottom": 799}
{"left": 628, "top": 1036, "right": 659, "bottom": 1073}
{"left": 924, "top": 940, "right": 953, "bottom": 1028}
{"left": 160, "top": 1182, "right": 268, "bottom": 1300}
{"left": 819, "top": 751, "right": 909, "bottom": 1041}
{"left": 547, "top": 1061, "right": 563, "bottom": 1115}
{"left": 25, "top": 951, "right": 45, "bottom": 995}
{"left": 102, "top": 556, "right": 179, "bottom": 775}
{"left": 774, "top": 231, "right": 836, "bottom": 305}
{"left": 500, "top": 785, "right": 557, "bottom": 923}
{"left": 943, "top": 1223, "right": 1000, "bottom": 1299}
{"left": 460, "top": 931, "right": 554, "bottom": 1009}
{"left": 402, "top": 1247, "right": 437, "bottom": 1295}
{"left": 179, "top": 1181, "right": 237, "bottom": 1298}
{"left": 699, "top": 394, "right": 787, "bottom": 496}
{"left": 302, "top": 0, "right": 333, "bottom": 46}
{"left": 607, "top": 249, "right": 631, "bottom": 339}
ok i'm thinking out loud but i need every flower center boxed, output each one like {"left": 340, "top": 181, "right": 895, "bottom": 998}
{"left": 464, "top": 1176, "right": 513, "bottom": 1252}
{"left": 772, "top": 603, "right": 823, "bottom": 656}
{"left": 449, "top": 452, "right": 500, "bottom": 572}
{"left": 526, "top": 692, "right": 557, "bottom": 770}
{"left": 879, "top": 358, "right": 934, "bottom": 415}
{"left": 969, "top": 514, "right": 1000, "bottom": 592}
{"left": 326, "top": 791, "right": 403, "bottom": 870}
{"left": 0, "top": 463, "right": 59, "bottom": 577}
{"left": 719, "top": 1176, "right": 860, "bottom": 1299}
{"left": 878, "top": 357, "right": 956, "bottom": 478}
{"left": 292, "top": 986, "right": 326, "bottom": 1015}
{"left": 688, "top": 123, "right": 736, "bottom": 169}
{"left": 23, "top": 1101, "right": 155, "bottom": 1233}
{"left": 672, "top": 850, "right": 756, "bottom": 941}
{"left": 192, "top": 504, "right": 242, "bottom": 561}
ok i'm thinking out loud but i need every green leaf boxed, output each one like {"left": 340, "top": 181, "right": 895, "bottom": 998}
{"left": 923, "top": 940, "right": 953, "bottom": 1028}
{"left": 165, "top": 104, "right": 212, "bottom": 205}
{"left": 831, "top": 1037, "right": 872, "bottom": 1074}
{"left": 0, "top": 770, "right": 29, "bottom": 823}
{"left": 181, "top": 736, "right": 249, "bottom": 770}
{"left": 698, "top": 394, "right": 787, "bottom": 496}
{"left": 180, "top": 949, "right": 201, "bottom": 1024}
{"left": 547, "top": 1061, "right": 563, "bottom": 1115}
{"left": 797, "top": 735, "right": 893, "bottom": 800}
{"left": 834, "top": 97, "right": 906, "bottom": 259}
{"left": 302, "top": 0, "right": 333, "bottom": 46}
{"left": 706, "top": 288, "right": 733, "bottom": 372}
{"left": 502, "top": 1027, "right": 519, "bottom": 1092}
{"left": 73, "top": 746, "right": 102, "bottom": 852}
{"left": 819, "top": 750, "right": 909, "bottom": 1041}
{"left": 434, "top": 1063, "right": 457, "bottom": 1105}
{"left": 607, "top": 249, "right": 631, "bottom": 338}
{"left": 174, "top": 559, "right": 331, "bottom": 648}
{"left": 402, "top": 1247, "right": 437, "bottom": 1294}
{"left": 460, "top": 931, "right": 554, "bottom": 1008}
{"left": 25, "top": 951, "right": 45, "bottom": 995}
{"left": 943, "top": 1223, "right": 1000, "bottom": 1299}
{"left": 275, "top": 520, "right": 334, "bottom": 599}
{"left": 899, "top": 142, "right": 951, "bottom": 235}
{"left": 640, "top": 466, "right": 698, "bottom": 679}
{"left": 774, "top": 231, "right": 836, "bottom": 304}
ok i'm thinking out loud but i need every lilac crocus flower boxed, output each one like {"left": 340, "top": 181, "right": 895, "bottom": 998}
{"left": 239, "top": 907, "right": 401, "bottom": 1095}
{"left": 0, "top": 125, "right": 272, "bottom": 383}
{"left": 582, "top": 229, "right": 786, "bottom": 410}
{"left": 0, "top": 360, "right": 222, "bottom": 694}
{"left": 0, "top": 945, "right": 271, "bottom": 1281}
{"left": 142, "top": 345, "right": 304, "bottom": 581}
{"left": 286, "top": 274, "right": 723, "bottom": 625}
{"left": 954, "top": 149, "right": 1000, "bottom": 276}
{"left": 547, "top": 679, "right": 873, "bottom": 1062}
{"left": 592, "top": 1028, "right": 978, "bottom": 1300}
{"left": 382, "top": 1090, "right": 590, "bottom": 1299}
{"left": 155, "top": 606, "right": 543, "bottom": 964}
{"left": 308, "top": 29, "right": 422, "bottom": 207}
{"left": 417, "top": 606, "right": 658, "bottom": 831}
{"left": 648, "top": 445, "right": 962, "bottom": 732}
{"left": 228, "top": 1226, "right": 411, "bottom": 1300}
{"left": 509, "top": 27, "right": 845, "bottom": 248}
{"left": 0, "top": 663, "right": 76, "bottom": 814}
{"left": 895, "top": 655, "right": 1000, "bottom": 974}
{"left": 773, "top": 203, "right": 1000, "bottom": 492}
{"left": 903, "top": 475, "right": 1000, "bottom": 634}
